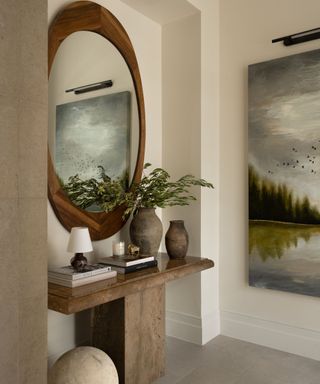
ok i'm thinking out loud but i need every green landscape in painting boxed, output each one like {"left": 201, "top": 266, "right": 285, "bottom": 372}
{"left": 248, "top": 49, "right": 320, "bottom": 297}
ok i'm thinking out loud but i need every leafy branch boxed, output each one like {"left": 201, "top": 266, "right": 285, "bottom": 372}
{"left": 62, "top": 163, "right": 214, "bottom": 217}
{"left": 122, "top": 163, "right": 214, "bottom": 217}
{"left": 62, "top": 166, "right": 128, "bottom": 211}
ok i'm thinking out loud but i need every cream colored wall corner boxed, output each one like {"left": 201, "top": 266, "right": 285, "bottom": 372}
{"left": 47, "top": 0, "right": 162, "bottom": 365}
{"left": 192, "top": 0, "right": 220, "bottom": 344}
{"left": 0, "top": 0, "right": 48, "bottom": 382}
{"left": 220, "top": 0, "right": 320, "bottom": 360}
{"left": 163, "top": 0, "right": 220, "bottom": 345}
{"left": 162, "top": 11, "right": 202, "bottom": 343}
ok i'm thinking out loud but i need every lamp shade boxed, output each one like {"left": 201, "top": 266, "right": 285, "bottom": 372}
{"left": 67, "top": 227, "right": 93, "bottom": 253}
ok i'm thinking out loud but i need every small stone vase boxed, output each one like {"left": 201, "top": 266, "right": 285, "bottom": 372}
{"left": 165, "top": 220, "right": 189, "bottom": 259}
{"left": 130, "top": 208, "right": 163, "bottom": 256}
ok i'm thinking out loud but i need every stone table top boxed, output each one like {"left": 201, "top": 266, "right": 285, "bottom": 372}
{"left": 48, "top": 253, "right": 214, "bottom": 315}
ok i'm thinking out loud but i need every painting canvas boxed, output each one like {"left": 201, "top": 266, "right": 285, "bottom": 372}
{"left": 248, "top": 49, "right": 320, "bottom": 297}
{"left": 55, "top": 91, "right": 131, "bottom": 210}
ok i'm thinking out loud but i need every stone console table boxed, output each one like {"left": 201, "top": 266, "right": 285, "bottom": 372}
{"left": 48, "top": 253, "right": 214, "bottom": 384}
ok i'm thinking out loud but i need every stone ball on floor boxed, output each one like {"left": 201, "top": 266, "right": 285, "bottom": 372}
{"left": 48, "top": 346, "right": 119, "bottom": 384}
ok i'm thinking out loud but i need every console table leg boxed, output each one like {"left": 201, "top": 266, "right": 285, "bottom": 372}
{"left": 91, "top": 284, "right": 165, "bottom": 384}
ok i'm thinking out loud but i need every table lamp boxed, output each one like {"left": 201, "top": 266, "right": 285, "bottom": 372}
{"left": 67, "top": 227, "right": 93, "bottom": 271}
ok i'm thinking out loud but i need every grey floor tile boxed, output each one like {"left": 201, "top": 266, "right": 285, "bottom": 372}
{"left": 164, "top": 337, "right": 205, "bottom": 379}
{"left": 152, "top": 335, "right": 320, "bottom": 384}
{"left": 235, "top": 369, "right": 286, "bottom": 384}
{"left": 153, "top": 371, "right": 181, "bottom": 384}
{"left": 174, "top": 347, "right": 251, "bottom": 384}
{"left": 175, "top": 363, "right": 240, "bottom": 384}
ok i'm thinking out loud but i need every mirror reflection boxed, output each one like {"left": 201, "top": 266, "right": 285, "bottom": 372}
{"left": 49, "top": 31, "right": 139, "bottom": 212}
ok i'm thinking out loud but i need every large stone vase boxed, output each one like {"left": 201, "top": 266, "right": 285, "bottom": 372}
{"left": 165, "top": 220, "right": 189, "bottom": 259}
{"left": 130, "top": 208, "right": 163, "bottom": 256}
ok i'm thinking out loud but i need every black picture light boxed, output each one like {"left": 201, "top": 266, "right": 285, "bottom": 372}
{"left": 66, "top": 80, "right": 113, "bottom": 95}
{"left": 272, "top": 27, "right": 320, "bottom": 46}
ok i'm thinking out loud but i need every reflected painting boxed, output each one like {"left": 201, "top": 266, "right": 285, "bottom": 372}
{"left": 55, "top": 91, "right": 131, "bottom": 212}
{"left": 248, "top": 49, "right": 320, "bottom": 297}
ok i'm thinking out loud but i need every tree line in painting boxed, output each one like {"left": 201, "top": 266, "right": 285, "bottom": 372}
{"left": 249, "top": 165, "right": 320, "bottom": 224}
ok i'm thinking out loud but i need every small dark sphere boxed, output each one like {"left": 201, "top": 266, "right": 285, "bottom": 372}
{"left": 70, "top": 253, "right": 88, "bottom": 272}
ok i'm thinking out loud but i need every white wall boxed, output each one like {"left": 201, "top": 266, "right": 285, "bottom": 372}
{"left": 190, "top": 0, "right": 220, "bottom": 344}
{"left": 162, "top": 0, "right": 220, "bottom": 345}
{"left": 162, "top": 11, "right": 202, "bottom": 343}
{"left": 220, "top": 0, "right": 320, "bottom": 360}
{"left": 48, "top": 0, "right": 162, "bottom": 366}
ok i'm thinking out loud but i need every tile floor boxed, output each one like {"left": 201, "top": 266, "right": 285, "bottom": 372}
{"left": 153, "top": 336, "right": 320, "bottom": 384}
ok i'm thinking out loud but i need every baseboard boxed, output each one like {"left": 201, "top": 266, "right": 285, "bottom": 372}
{"left": 221, "top": 310, "right": 320, "bottom": 361}
{"left": 202, "top": 309, "right": 220, "bottom": 344}
{"left": 166, "top": 310, "right": 220, "bottom": 345}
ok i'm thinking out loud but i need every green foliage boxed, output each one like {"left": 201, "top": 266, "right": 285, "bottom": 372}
{"left": 249, "top": 165, "right": 320, "bottom": 224}
{"left": 122, "top": 163, "right": 214, "bottom": 217}
{"left": 63, "top": 166, "right": 128, "bottom": 211}
{"left": 62, "top": 163, "right": 214, "bottom": 217}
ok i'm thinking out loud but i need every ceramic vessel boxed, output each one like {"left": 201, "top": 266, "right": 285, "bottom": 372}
{"left": 165, "top": 220, "right": 189, "bottom": 259}
{"left": 48, "top": 346, "right": 118, "bottom": 384}
{"left": 130, "top": 208, "right": 163, "bottom": 256}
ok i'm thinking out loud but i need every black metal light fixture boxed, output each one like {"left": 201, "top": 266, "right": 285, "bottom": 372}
{"left": 272, "top": 27, "right": 320, "bottom": 46}
{"left": 66, "top": 80, "right": 113, "bottom": 95}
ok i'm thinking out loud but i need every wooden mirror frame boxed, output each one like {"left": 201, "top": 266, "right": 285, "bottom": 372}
{"left": 48, "top": 1, "right": 145, "bottom": 240}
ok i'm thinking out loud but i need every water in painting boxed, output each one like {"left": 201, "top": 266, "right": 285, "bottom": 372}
{"left": 248, "top": 49, "right": 320, "bottom": 297}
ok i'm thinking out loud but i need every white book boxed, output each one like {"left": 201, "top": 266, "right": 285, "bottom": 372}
{"left": 48, "top": 270, "right": 117, "bottom": 287}
{"left": 98, "top": 255, "right": 155, "bottom": 267}
{"left": 48, "top": 264, "right": 112, "bottom": 280}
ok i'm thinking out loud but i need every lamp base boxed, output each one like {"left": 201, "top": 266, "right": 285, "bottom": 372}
{"left": 71, "top": 253, "right": 88, "bottom": 271}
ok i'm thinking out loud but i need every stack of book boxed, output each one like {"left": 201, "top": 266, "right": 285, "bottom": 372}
{"left": 99, "top": 255, "right": 157, "bottom": 274}
{"left": 48, "top": 264, "right": 117, "bottom": 287}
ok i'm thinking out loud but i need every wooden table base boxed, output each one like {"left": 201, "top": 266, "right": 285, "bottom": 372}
{"left": 91, "top": 284, "right": 165, "bottom": 384}
{"left": 49, "top": 254, "right": 214, "bottom": 384}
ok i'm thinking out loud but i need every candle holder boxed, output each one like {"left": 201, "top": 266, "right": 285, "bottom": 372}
{"left": 112, "top": 241, "right": 125, "bottom": 256}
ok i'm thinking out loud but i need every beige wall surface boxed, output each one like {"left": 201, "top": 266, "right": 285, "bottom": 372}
{"left": 0, "top": 0, "right": 48, "bottom": 383}
{"left": 189, "top": 0, "right": 220, "bottom": 344}
{"left": 162, "top": 11, "right": 202, "bottom": 342}
{"left": 220, "top": 0, "right": 320, "bottom": 360}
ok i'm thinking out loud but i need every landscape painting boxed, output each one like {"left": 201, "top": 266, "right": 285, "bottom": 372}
{"left": 55, "top": 91, "right": 131, "bottom": 211}
{"left": 248, "top": 49, "right": 320, "bottom": 297}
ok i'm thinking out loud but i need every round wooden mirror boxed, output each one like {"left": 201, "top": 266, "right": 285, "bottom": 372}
{"left": 48, "top": 1, "right": 145, "bottom": 240}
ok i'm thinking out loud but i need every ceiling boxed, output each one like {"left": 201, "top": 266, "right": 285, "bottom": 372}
{"left": 120, "top": 0, "right": 199, "bottom": 25}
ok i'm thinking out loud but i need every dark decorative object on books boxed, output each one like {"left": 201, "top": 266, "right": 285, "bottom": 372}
{"left": 128, "top": 243, "right": 140, "bottom": 256}
{"left": 165, "top": 220, "right": 189, "bottom": 259}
